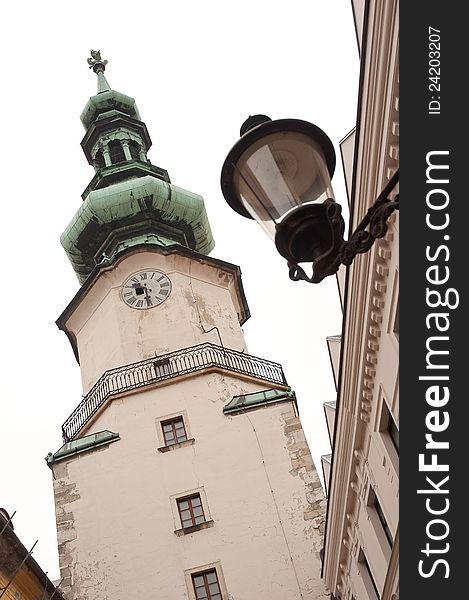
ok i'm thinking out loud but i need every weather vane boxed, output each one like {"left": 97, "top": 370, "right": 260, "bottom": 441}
{"left": 87, "top": 49, "right": 108, "bottom": 72}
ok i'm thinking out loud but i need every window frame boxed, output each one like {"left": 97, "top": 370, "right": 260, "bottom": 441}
{"left": 108, "top": 139, "right": 126, "bottom": 164}
{"left": 170, "top": 486, "right": 214, "bottom": 536}
{"left": 375, "top": 494, "right": 393, "bottom": 547}
{"left": 161, "top": 416, "right": 188, "bottom": 446}
{"left": 156, "top": 410, "right": 195, "bottom": 452}
{"left": 184, "top": 562, "right": 227, "bottom": 600}
{"left": 191, "top": 569, "right": 222, "bottom": 600}
{"left": 177, "top": 493, "right": 206, "bottom": 529}
{"left": 367, "top": 487, "right": 394, "bottom": 548}
{"left": 357, "top": 548, "right": 380, "bottom": 600}
{"left": 379, "top": 398, "right": 399, "bottom": 456}
{"left": 94, "top": 148, "right": 105, "bottom": 169}
{"left": 128, "top": 140, "right": 141, "bottom": 160}
{"left": 386, "top": 267, "right": 399, "bottom": 349}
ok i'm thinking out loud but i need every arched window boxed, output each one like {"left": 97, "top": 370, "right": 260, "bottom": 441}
{"left": 94, "top": 149, "right": 105, "bottom": 169}
{"left": 129, "top": 141, "right": 141, "bottom": 160}
{"left": 108, "top": 140, "right": 125, "bottom": 164}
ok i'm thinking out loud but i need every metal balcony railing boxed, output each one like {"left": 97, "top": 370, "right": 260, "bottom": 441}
{"left": 62, "top": 342, "right": 287, "bottom": 442}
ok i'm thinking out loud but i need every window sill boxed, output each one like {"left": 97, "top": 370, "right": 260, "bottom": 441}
{"left": 174, "top": 520, "right": 214, "bottom": 536}
{"left": 157, "top": 438, "right": 195, "bottom": 453}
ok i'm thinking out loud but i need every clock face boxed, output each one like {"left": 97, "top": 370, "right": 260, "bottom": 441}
{"left": 121, "top": 270, "right": 172, "bottom": 309}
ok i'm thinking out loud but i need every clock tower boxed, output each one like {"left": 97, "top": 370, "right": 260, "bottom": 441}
{"left": 47, "top": 52, "right": 328, "bottom": 600}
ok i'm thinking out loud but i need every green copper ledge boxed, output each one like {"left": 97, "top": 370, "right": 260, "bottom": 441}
{"left": 61, "top": 175, "right": 215, "bottom": 284}
{"left": 223, "top": 388, "right": 296, "bottom": 415}
{"left": 45, "top": 430, "right": 120, "bottom": 466}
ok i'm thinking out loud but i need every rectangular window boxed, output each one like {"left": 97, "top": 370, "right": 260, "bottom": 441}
{"left": 192, "top": 569, "right": 222, "bottom": 600}
{"left": 387, "top": 409, "right": 399, "bottom": 453}
{"left": 380, "top": 401, "right": 399, "bottom": 454}
{"left": 162, "top": 417, "right": 187, "bottom": 446}
{"left": 393, "top": 299, "right": 399, "bottom": 340}
{"left": 177, "top": 494, "right": 205, "bottom": 528}
{"left": 368, "top": 488, "right": 394, "bottom": 547}
{"left": 375, "top": 495, "right": 393, "bottom": 546}
{"left": 358, "top": 549, "right": 380, "bottom": 600}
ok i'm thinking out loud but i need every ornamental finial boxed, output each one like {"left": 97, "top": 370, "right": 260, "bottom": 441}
{"left": 87, "top": 50, "right": 110, "bottom": 93}
{"left": 87, "top": 49, "right": 108, "bottom": 72}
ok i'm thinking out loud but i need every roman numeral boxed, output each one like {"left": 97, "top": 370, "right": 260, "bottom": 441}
{"left": 140, "top": 272, "right": 147, "bottom": 280}
{"left": 136, "top": 299, "right": 143, "bottom": 307}
{"left": 127, "top": 296, "right": 137, "bottom": 304}
{"left": 131, "top": 277, "right": 139, "bottom": 283}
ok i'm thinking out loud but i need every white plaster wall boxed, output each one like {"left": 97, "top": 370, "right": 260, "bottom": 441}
{"left": 64, "top": 250, "right": 248, "bottom": 393}
{"left": 53, "top": 373, "right": 328, "bottom": 600}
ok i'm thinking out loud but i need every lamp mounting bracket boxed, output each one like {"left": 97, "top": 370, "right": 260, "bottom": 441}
{"left": 288, "top": 169, "right": 399, "bottom": 284}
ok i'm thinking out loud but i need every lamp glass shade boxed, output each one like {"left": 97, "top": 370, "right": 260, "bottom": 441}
{"left": 232, "top": 130, "right": 335, "bottom": 242}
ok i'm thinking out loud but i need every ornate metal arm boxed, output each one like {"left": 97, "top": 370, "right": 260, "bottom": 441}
{"left": 288, "top": 169, "right": 399, "bottom": 283}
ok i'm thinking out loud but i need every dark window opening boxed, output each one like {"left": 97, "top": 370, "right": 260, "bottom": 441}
{"left": 94, "top": 149, "right": 105, "bottom": 168}
{"left": 108, "top": 140, "right": 125, "bottom": 164}
{"left": 154, "top": 358, "right": 172, "bottom": 379}
{"left": 380, "top": 401, "right": 399, "bottom": 454}
{"left": 388, "top": 415, "right": 399, "bottom": 453}
{"left": 375, "top": 497, "right": 393, "bottom": 546}
{"left": 129, "top": 140, "right": 141, "bottom": 160}
{"left": 369, "top": 489, "right": 393, "bottom": 546}
{"left": 358, "top": 549, "right": 380, "bottom": 600}
{"left": 393, "top": 300, "right": 399, "bottom": 340}
{"left": 192, "top": 569, "right": 222, "bottom": 600}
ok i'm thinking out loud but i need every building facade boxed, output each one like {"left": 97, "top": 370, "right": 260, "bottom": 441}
{"left": 322, "top": 1, "right": 399, "bottom": 599}
{"left": 0, "top": 509, "right": 65, "bottom": 600}
{"left": 47, "top": 53, "right": 328, "bottom": 599}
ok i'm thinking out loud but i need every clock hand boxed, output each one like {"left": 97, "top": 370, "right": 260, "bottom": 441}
{"left": 144, "top": 286, "right": 152, "bottom": 306}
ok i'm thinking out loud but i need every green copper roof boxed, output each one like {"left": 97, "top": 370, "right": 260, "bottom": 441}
{"left": 61, "top": 175, "right": 215, "bottom": 283}
{"left": 45, "top": 430, "right": 120, "bottom": 465}
{"left": 223, "top": 388, "right": 295, "bottom": 414}
{"left": 81, "top": 50, "right": 140, "bottom": 129}
{"left": 61, "top": 52, "right": 215, "bottom": 284}
{"left": 80, "top": 89, "right": 140, "bottom": 130}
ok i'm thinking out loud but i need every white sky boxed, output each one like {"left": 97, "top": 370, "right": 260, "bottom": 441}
{"left": 0, "top": 0, "right": 359, "bottom": 581}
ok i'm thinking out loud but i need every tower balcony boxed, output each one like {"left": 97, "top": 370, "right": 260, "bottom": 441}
{"left": 62, "top": 342, "right": 288, "bottom": 442}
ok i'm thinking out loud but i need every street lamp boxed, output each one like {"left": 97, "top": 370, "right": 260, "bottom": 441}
{"left": 220, "top": 115, "right": 399, "bottom": 283}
